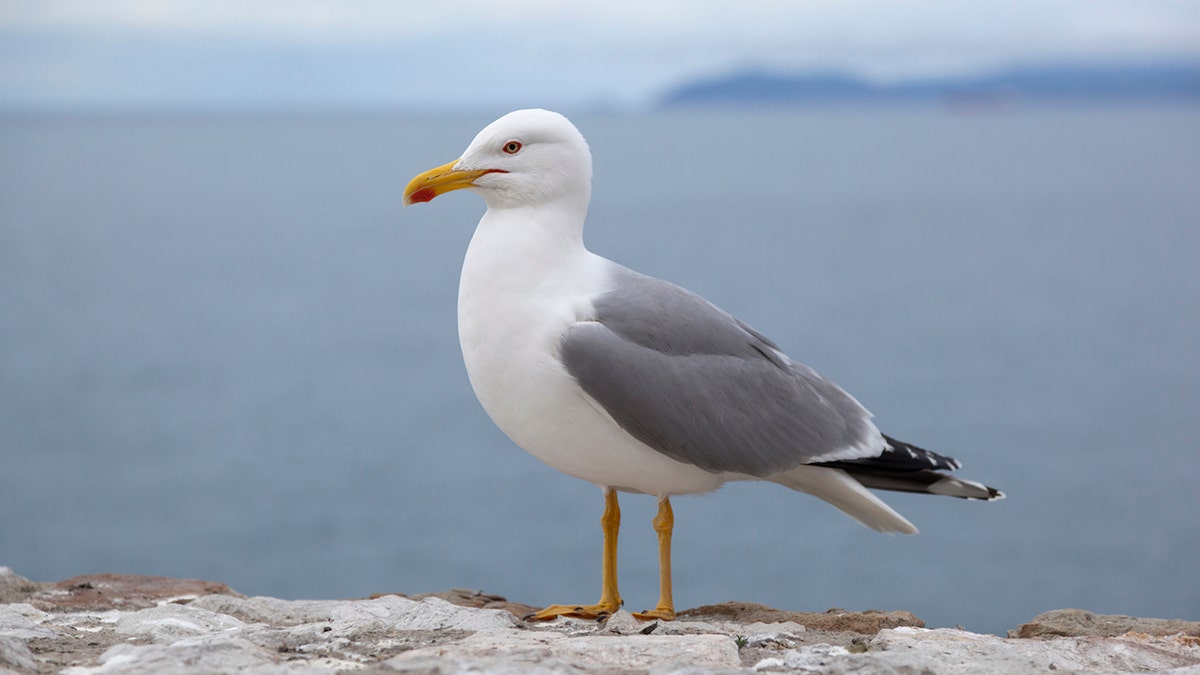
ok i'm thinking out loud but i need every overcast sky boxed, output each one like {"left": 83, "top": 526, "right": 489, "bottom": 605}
{"left": 3, "top": 0, "right": 1199, "bottom": 110}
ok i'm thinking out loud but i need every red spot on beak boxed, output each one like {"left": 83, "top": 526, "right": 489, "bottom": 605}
{"left": 408, "top": 187, "right": 437, "bottom": 204}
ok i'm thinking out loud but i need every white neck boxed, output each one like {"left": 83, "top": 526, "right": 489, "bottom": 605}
{"left": 456, "top": 198, "right": 610, "bottom": 435}
{"left": 457, "top": 198, "right": 603, "bottom": 357}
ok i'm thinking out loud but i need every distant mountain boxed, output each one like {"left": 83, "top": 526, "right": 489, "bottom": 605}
{"left": 659, "top": 62, "right": 1200, "bottom": 107}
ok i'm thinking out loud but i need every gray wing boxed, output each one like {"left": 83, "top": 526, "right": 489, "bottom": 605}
{"left": 559, "top": 266, "right": 883, "bottom": 477}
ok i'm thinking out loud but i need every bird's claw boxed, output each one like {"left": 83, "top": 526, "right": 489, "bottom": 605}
{"left": 631, "top": 607, "right": 675, "bottom": 621}
{"left": 524, "top": 601, "right": 622, "bottom": 622}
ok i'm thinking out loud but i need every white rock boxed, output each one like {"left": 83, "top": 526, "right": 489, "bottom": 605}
{"left": 386, "top": 627, "right": 742, "bottom": 673}
{"left": 61, "top": 636, "right": 302, "bottom": 675}
{"left": 0, "top": 634, "right": 38, "bottom": 672}
{"left": 102, "top": 593, "right": 519, "bottom": 669}
{"left": 753, "top": 642, "right": 850, "bottom": 672}
{"left": 752, "top": 628, "right": 1200, "bottom": 675}
{"left": 726, "top": 620, "right": 807, "bottom": 649}
{"left": 115, "top": 604, "right": 247, "bottom": 643}
{"left": 0, "top": 568, "right": 28, "bottom": 587}
{"left": 875, "top": 627, "right": 1200, "bottom": 674}
{"left": 191, "top": 593, "right": 515, "bottom": 634}
{"left": 190, "top": 595, "right": 344, "bottom": 626}
{"left": 51, "top": 609, "right": 127, "bottom": 633}
{"left": 653, "top": 619, "right": 724, "bottom": 635}
{"left": 562, "top": 634, "right": 741, "bottom": 673}
{"left": 391, "top": 596, "right": 519, "bottom": 632}
{"left": 601, "top": 610, "right": 649, "bottom": 635}
{"left": 9, "top": 575, "right": 1199, "bottom": 674}
{"left": 0, "top": 603, "right": 56, "bottom": 640}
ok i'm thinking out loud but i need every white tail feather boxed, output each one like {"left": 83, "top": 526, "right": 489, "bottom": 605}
{"left": 773, "top": 465, "right": 918, "bottom": 534}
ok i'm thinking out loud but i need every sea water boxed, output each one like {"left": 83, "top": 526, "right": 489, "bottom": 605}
{"left": 1, "top": 106, "right": 1197, "bottom": 635}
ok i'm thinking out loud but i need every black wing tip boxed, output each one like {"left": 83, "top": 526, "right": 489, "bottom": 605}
{"left": 813, "top": 434, "right": 1006, "bottom": 500}
{"left": 837, "top": 467, "right": 1006, "bottom": 500}
{"left": 828, "top": 434, "right": 963, "bottom": 473}
{"left": 956, "top": 483, "right": 1005, "bottom": 501}
{"left": 950, "top": 480, "right": 1005, "bottom": 500}
{"left": 877, "top": 436, "right": 1006, "bottom": 500}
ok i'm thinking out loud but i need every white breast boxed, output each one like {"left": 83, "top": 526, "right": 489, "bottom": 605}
{"left": 456, "top": 207, "right": 727, "bottom": 496}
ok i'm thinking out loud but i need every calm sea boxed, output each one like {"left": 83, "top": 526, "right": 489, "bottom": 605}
{"left": 1, "top": 107, "right": 1197, "bottom": 635}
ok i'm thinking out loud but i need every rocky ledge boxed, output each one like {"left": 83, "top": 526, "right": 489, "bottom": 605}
{"left": 2, "top": 567, "right": 1197, "bottom": 674}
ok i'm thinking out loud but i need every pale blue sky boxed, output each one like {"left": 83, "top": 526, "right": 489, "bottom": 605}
{"left": 3, "top": 0, "right": 1199, "bottom": 110}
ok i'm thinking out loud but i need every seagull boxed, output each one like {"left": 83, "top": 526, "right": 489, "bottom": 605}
{"left": 403, "top": 109, "right": 1003, "bottom": 622}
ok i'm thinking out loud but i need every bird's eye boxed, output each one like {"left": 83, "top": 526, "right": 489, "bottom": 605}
{"left": 502, "top": 141, "right": 522, "bottom": 154}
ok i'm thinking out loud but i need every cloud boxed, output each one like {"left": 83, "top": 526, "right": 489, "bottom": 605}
{"left": 6, "top": 0, "right": 1198, "bottom": 48}
{"left": 2, "top": 0, "right": 1198, "bottom": 109}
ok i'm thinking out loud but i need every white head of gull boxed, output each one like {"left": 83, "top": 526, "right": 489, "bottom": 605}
{"left": 404, "top": 108, "right": 1003, "bottom": 622}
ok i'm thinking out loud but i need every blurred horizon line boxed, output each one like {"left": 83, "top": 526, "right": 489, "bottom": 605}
{"left": 2, "top": 56, "right": 1197, "bottom": 117}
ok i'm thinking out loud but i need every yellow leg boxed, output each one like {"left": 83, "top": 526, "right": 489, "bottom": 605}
{"left": 633, "top": 497, "right": 675, "bottom": 621}
{"left": 525, "top": 489, "right": 624, "bottom": 621}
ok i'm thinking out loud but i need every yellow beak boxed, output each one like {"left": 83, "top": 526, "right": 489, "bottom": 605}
{"left": 403, "top": 159, "right": 500, "bottom": 206}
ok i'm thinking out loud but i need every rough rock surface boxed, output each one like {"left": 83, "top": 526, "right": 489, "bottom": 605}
{"left": 1011, "top": 608, "right": 1200, "bottom": 639}
{"left": 678, "top": 601, "right": 924, "bottom": 633}
{"left": 2, "top": 567, "right": 1198, "bottom": 674}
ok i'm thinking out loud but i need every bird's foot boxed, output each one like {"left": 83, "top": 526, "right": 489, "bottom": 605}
{"left": 523, "top": 599, "right": 622, "bottom": 622}
{"left": 632, "top": 606, "right": 675, "bottom": 621}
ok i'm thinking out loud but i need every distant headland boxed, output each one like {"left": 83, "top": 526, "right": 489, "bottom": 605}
{"left": 658, "top": 62, "right": 1200, "bottom": 108}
